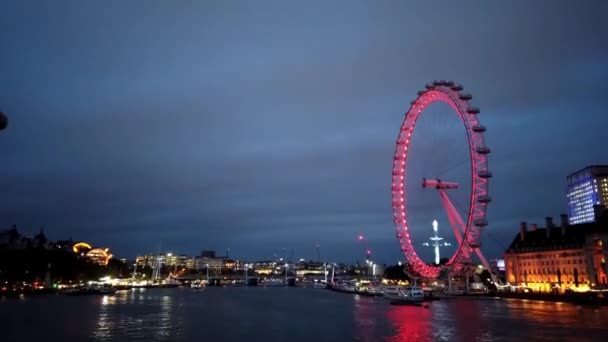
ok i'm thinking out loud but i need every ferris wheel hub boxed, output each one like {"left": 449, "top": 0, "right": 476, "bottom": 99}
{"left": 422, "top": 178, "right": 459, "bottom": 189}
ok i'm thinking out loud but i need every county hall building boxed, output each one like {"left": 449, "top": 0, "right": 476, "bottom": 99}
{"left": 504, "top": 209, "right": 608, "bottom": 293}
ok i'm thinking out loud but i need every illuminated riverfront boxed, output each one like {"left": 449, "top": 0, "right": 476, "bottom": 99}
{"left": 2, "top": 1, "right": 608, "bottom": 341}
{"left": 3, "top": 288, "right": 608, "bottom": 341}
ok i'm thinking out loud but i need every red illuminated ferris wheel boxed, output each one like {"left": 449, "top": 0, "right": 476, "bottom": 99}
{"left": 391, "top": 80, "right": 492, "bottom": 278}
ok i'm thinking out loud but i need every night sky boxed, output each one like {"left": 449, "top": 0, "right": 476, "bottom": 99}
{"left": 1, "top": 1, "right": 607, "bottom": 264}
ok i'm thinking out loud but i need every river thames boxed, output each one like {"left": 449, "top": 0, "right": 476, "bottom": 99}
{"left": 2, "top": 287, "right": 608, "bottom": 341}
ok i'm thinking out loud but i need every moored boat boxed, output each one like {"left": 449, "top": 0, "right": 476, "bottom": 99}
{"left": 383, "top": 286, "right": 425, "bottom": 303}
{"left": 64, "top": 285, "right": 116, "bottom": 296}
{"left": 313, "top": 281, "right": 327, "bottom": 289}
{"left": 331, "top": 281, "right": 357, "bottom": 294}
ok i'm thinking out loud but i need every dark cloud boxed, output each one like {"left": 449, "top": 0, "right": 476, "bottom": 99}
{"left": 0, "top": 0, "right": 607, "bottom": 263}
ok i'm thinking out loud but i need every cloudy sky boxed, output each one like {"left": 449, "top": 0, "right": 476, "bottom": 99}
{"left": 1, "top": 0, "right": 607, "bottom": 263}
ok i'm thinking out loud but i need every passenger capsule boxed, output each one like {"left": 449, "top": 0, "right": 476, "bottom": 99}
{"left": 459, "top": 93, "right": 472, "bottom": 100}
{"left": 476, "top": 146, "right": 491, "bottom": 154}
{"left": 472, "top": 124, "right": 486, "bottom": 133}
{"left": 477, "top": 195, "right": 492, "bottom": 203}
{"left": 473, "top": 218, "right": 488, "bottom": 227}
{"left": 450, "top": 84, "right": 463, "bottom": 91}
{"left": 478, "top": 170, "right": 492, "bottom": 178}
{"left": 466, "top": 106, "right": 480, "bottom": 114}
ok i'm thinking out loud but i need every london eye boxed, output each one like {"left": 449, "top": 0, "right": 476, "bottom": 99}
{"left": 391, "top": 80, "right": 492, "bottom": 278}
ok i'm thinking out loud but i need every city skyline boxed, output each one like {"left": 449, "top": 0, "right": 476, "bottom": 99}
{"left": 1, "top": 1, "right": 608, "bottom": 264}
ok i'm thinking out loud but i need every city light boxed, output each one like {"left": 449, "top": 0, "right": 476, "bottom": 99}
{"left": 72, "top": 242, "right": 92, "bottom": 253}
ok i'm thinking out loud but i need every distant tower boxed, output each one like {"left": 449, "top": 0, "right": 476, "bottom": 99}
{"left": 422, "top": 220, "right": 451, "bottom": 264}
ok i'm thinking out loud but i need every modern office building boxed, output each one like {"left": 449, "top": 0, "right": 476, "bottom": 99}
{"left": 504, "top": 211, "right": 608, "bottom": 293}
{"left": 194, "top": 255, "right": 225, "bottom": 271}
{"left": 135, "top": 254, "right": 157, "bottom": 268}
{"left": 567, "top": 165, "right": 608, "bottom": 225}
{"left": 135, "top": 253, "right": 193, "bottom": 269}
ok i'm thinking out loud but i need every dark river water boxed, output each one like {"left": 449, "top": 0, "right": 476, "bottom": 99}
{"left": 2, "top": 287, "right": 608, "bottom": 341}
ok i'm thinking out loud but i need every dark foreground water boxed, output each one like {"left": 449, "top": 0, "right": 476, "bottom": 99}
{"left": 2, "top": 287, "right": 608, "bottom": 341}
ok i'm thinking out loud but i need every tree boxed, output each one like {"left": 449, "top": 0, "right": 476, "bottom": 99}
{"left": 479, "top": 269, "right": 497, "bottom": 292}
{"left": 383, "top": 264, "right": 411, "bottom": 282}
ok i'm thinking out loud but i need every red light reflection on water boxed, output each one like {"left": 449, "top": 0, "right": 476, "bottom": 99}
{"left": 385, "top": 304, "right": 432, "bottom": 342}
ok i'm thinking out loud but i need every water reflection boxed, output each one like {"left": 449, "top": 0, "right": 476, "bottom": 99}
{"left": 352, "top": 295, "right": 386, "bottom": 341}
{"left": 385, "top": 303, "right": 432, "bottom": 342}
{"left": 156, "top": 295, "right": 173, "bottom": 338}
{"left": 440, "top": 299, "right": 497, "bottom": 341}
{"left": 93, "top": 295, "right": 112, "bottom": 340}
{"left": 42, "top": 289, "right": 605, "bottom": 341}
{"left": 92, "top": 289, "right": 180, "bottom": 341}
{"left": 384, "top": 298, "right": 608, "bottom": 342}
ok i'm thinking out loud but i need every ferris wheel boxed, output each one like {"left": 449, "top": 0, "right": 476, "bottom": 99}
{"left": 391, "top": 80, "right": 492, "bottom": 278}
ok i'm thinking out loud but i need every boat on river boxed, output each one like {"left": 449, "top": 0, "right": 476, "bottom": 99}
{"left": 64, "top": 285, "right": 116, "bottom": 296}
{"left": 331, "top": 281, "right": 357, "bottom": 294}
{"left": 383, "top": 286, "right": 425, "bottom": 303}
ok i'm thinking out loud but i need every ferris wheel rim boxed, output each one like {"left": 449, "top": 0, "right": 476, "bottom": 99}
{"left": 391, "top": 81, "right": 491, "bottom": 278}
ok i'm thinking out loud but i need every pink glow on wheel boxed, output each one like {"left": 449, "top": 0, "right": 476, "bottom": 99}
{"left": 391, "top": 82, "right": 490, "bottom": 278}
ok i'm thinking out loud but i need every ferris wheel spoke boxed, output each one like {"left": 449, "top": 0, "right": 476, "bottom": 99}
{"left": 439, "top": 191, "right": 464, "bottom": 246}
{"left": 438, "top": 188, "right": 494, "bottom": 279}
{"left": 434, "top": 158, "right": 471, "bottom": 179}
